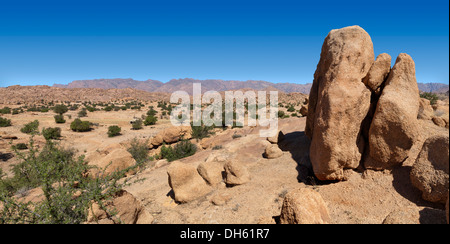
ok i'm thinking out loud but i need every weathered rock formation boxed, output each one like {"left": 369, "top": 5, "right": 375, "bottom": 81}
{"left": 365, "top": 53, "right": 420, "bottom": 169}
{"left": 305, "top": 25, "right": 374, "bottom": 180}
{"left": 306, "top": 26, "right": 424, "bottom": 180}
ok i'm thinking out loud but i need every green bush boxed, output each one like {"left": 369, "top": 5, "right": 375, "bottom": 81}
{"left": 54, "top": 115, "right": 66, "bottom": 124}
{"left": 78, "top": 108, "right": 87, "bottom": 117}
{"left": 53, "top": 104, "right": 68, "bottom": 115}
{"left": 287, "top": 105, "right": 295, "bottom": 112}
{"left": 107, "top": 125, "right": 121, "bottom": 137}
{"left": 191, "top": 123, "right": 215, "bottom": 140}
{"left": 127, "top": 138, "right": 151, "bottom": 165}
{"left": 0, "top": 107, "right": 11, "bottom": 115}
{"left": 159, "top": 140, "right": 197, "bottom": 162}
{"left": 146, "top": 108, "right": 157, "bottom": 116}
{"left": 20, "top": 120, "right": 39, "bottom": 134}
{"left": 0, "top": 139, "right": 133, "bottom": 224}
{"left": 143, "top": 115, "right": 157, "bottom": 126}
{"left": 131, "top": 119, "right": 143, "bottom": 130}
{"left": 42, "top": 127, "right": 61, "bottom": 140}
{"left": 420, "top": 92, "right": 439, "bottom": 105}
{"left": 70, "top": 118, "right": 91, "bottom": 132}
{"left": 0, "top": 117, "right": 11, "bottom": 127}
{"left": 11, "top": 143, "right": 28, "bottom": 150}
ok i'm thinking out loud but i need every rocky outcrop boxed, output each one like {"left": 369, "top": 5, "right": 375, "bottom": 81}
{"left": 305, "top": 25, "right": 374, "bottom": 180}
{"left": 280, "top": 188, "right": 331, "bottom": 224}
{"left": 365, "top": 53, "right": 420, "bottom": 169}
{"left": 306, "top": 25, "right": 427, "bottom": 180}
{"left": 410, "top": 134, "right": 449, "bottom": 204}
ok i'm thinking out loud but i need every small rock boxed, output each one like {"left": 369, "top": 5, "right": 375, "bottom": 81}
{"left": 280, "top": 187, "right": 331, "bottom": 224}
{"left": 432, "top": 116, "right": 446, "bottom": 127}
{"left": 264, "top": 144, "right": 283, "bottom": 159}
{"left": 167, "top": 161, "right": 212, "bottom": 203}
{"left": 267, "top": 130, "right": 284, "bottom": 144}
{"left": 224, "top": 161, "right": 250, "bottom": 186}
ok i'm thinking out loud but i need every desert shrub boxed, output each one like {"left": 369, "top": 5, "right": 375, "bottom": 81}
{"left": 287, "top": 105, "right": 295, "bottom": 112}
{"left": 42, "top": 127, "right": 61, "bottom": 140}
{"left": 232, "top": 133, "right": 242, "bottom": 139}
{"left": 107, "top": 125, "right": 121, "bottom": 137}
{"left": 78, "top": 108, "right": 87, "bottom": 117}
{"left": 70, "top": 118, "right": 91, "bottom": 132}
{"left": 12, "top": 108, "right": 22, "bottom": 115}
{"left": 20, "top": 120, "right": 39, "bottom": 134}
{"left": 11, "top": 143, "right": 28, "bottom": 150}
{"left": 143, "top": 115, "right": 157, "bottom": 126}
{"left": 131, "top": 119, "right": 143, "bottom": 130}
{"left": 191, "top": 123, "right": 215, "bottom": 140}
{"left": 159, "top": 140, "right": 197, "bottom": 162}
{"left": 146, "top": 108, "right": 157, "bottom": 117}
{"left": 0, "top": 117, "right": 11, "bottom": 127}
{"left": 0, "top": 107, "right": 11, "bottom": 115}
{"left": 127, "top": 138, "right": 150, "bottom": 165}
{"left": 0, "top": 139, "right": 132, "bottom": 224}
{"left": 104, "top": 106, "right": 113, "bottom": 112}
{"left": 53, "top": 104, "right": 68, "bottom": 115}
{"left": 85, "top": 106, "right": 96, "bottom": 112}
{"left": 54, "top": 114, "right": 66, "bottom": 124}
{"left": 420, "top": 92, "right": 439, "bottom": 105}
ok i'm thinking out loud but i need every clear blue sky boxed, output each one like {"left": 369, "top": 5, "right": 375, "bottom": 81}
{"left": 0, "top": 0, "right": 448, "bottom": 87}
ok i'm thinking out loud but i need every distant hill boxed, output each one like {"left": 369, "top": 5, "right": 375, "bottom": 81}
{"left": 54, "top": 78, "right": 313, "bottom": 95}
{"left": 417, "top": 82, "right": 449, "bottom": 93}
{"left": 54, "top": 78, "right": 164, "bottom": 91}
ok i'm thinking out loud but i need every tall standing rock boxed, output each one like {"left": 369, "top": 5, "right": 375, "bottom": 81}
{"left": 306, "top": 26, "right": 374, "bottom": 181}
{"left": 366, "top": 53, "right": 420, "bottom": 169}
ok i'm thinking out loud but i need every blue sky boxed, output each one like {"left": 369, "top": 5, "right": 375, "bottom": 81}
{"left": 0, "top": 0, "right": 448, "bottom": 87}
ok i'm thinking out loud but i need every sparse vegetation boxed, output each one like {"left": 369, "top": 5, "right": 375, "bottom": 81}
{"left": 70, "top": 118, "right": 91, "bottom": 132}
{"left": 54, "top": 114, "right": 66, "bottom": 124}
{"left": 131, "top": 119, "right": 143, "bottom": 130}
{"left": 159, "top": 140, "right": 197, "bottom": 162}
{"left": 20, "top": 120, "right": 40, "bottom": 134}
{"left": 143, "top": 115, "right": 157, "bottom": 126}
{"left": 107, "top": 125, "right": 121, "bottom": 137}
{"left": 0, "top": 117, "right": 11, "bottom": 127}
{"left": 127, "top": 138, "right": 151, "bottom": 165}
{"left": 0, "top": 107, "right": 11, "bottom": 115}
{"left": 53, "top": 104, "right": 69, "bottom": 115}
{"left": 78, "top": 108, "right": 88, "bottom": 117}
{"left": 0, "top": 138, "right": 132, "bottom": 224}
{"left": 420, "top": 92, "right": 439, "bottom": 105}
{"left": 11, "top": 143, "right": 28, "bottom": 150}
{"left": 191, "top": 123, "right": 215, "bottom": 140}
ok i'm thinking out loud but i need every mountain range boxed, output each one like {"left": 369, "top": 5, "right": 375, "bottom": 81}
{"left": 53, "top": 78, "right": 448, "bottom": 95}
{"left": 53, "top": 78, "right": 313, "bottom": 95}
